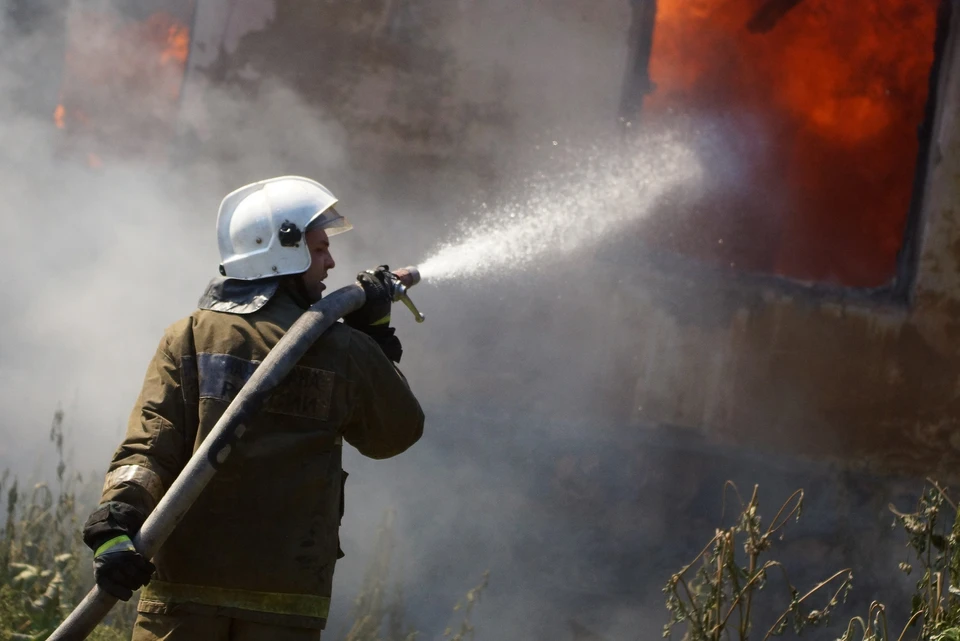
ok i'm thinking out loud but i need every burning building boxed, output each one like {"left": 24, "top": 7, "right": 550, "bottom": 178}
{"left": 622, "top": 0, "right": 942, "bottom": 290}
{"left": 609, "top": 0, "right": 958, "bottom": 473}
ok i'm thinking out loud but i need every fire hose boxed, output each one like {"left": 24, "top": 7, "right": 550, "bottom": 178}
{"left": 46, "top": 266, "right": 424, "bottom": 641}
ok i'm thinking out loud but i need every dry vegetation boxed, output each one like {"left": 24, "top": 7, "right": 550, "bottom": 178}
{"left": 4, "top": 411, "right": 960, "bottom": 641}
{"left": 0, "top": 411, "right": 486, "bottom": 641}
{"left": 664, "top": 481, "right": 960, "bottom": 641}
{"left": 0, "top": 410, "right": 135, "bottom": 640}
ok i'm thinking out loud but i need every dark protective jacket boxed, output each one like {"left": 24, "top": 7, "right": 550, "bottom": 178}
{"left": 97, "top": 281, "right": 424, "bottom": 629}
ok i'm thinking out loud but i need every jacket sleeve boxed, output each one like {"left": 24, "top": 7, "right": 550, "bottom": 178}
{"left": 341, "top": 331, "right": 425, "bottom": 459}
{"left": 98, "top": 332, "right": 193, "bottom": 517}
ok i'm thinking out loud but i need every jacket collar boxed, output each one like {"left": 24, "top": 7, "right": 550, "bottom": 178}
{"left": 197, "top": 276, "right": 280, "bottom": 315}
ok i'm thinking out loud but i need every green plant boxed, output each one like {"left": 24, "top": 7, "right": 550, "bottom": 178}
{"left": 839, "top": 480, "right": 960, "bottom": 641}
{"left": 662, "top": 483, "right": 853, "bottom": 641}
{"left": 892, "top": 480, "right": 960, "bottom": 641}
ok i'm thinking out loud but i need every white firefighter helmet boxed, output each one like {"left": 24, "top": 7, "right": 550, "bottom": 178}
{"left": 216, "top": 176, "right": 352, "bottom": 280}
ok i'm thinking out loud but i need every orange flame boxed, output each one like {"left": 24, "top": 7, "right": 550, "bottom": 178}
{"left": 160, "top": 21, "right": 190, "bottom": 65}
{"left": 53, "top": 6, "right": 193, "bottom": 163}
{"left": 643, "top": 0, "right": 939, "bottom": 287}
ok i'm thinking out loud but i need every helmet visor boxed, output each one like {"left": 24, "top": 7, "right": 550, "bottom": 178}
{"left": 307, "top": 206, "right": 352, "bottom": 236}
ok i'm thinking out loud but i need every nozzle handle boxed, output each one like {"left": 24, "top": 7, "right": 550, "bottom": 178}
{"left": 399, "top": 293, "right": 425, "bottom": 323}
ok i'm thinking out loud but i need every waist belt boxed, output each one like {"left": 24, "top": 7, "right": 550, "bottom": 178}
{"left": 141, "top": 580, "right": 331, "bottom": 619}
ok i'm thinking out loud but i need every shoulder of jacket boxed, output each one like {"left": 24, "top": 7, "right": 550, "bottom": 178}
{"left": 320, "top": 322, "right": 363, "bottom": 351}
{"left": 305, "top": 323, "right": 380, "bottom": 362}
{"left": 153, "top": 315, "right": 196, "bottom": 357}
{"left": 187, "top": 306, "right": 264, "bottom": 337}
{"left": 338, "top": 325, "right": 395, "bottom": 366}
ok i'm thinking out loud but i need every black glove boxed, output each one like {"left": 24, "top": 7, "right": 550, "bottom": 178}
{"left": 345, "top": 266, "right": 392, "bottom": 329}
{"left": 345, "top": 266, "right": 403, "bottom": 363}
{"left": 83, "top": 501, "right": 155, "bottom": 601}
{"left": 92, "top": 539, "right": 156, "bottom": 601}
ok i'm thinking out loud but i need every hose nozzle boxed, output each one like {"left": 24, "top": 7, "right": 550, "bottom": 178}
{"left": 392, "top": 266, "right": 421, "bottom": 288}
{"left": 387, "top": 266, "right": 425, "bottom": 323}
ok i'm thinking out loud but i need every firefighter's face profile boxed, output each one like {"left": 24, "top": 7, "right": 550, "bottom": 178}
{"left": 301, "top": 228, "right": 336, "bottom": 302}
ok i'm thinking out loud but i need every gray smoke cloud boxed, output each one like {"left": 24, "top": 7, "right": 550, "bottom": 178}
{"left": 0, "top": 2, "right": 920, "bottom": 640}
{"left": 0, "top": 0, "right": 355, "bottom": 471}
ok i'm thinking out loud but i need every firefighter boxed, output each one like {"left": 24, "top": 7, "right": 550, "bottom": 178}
{"left": 81, "top": 176, "right": 425, "bottom": 640}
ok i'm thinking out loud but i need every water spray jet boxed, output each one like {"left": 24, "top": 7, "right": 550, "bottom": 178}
{"left": 416, "top": 133, "right": 703, "bottom": 283}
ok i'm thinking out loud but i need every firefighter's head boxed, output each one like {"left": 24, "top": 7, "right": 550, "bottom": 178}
{"left": 215, "top": 176, "right": 351, "bottom": 300}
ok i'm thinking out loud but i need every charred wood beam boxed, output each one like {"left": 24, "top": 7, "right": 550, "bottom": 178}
{"left": 893, "top": 0, "right": 955, "bottom": 302}
{"left": 747, "top": 0, "right": 807, "bottom": 34}
{"left": 619, "top": 0, "right": 657, "bottom": 123}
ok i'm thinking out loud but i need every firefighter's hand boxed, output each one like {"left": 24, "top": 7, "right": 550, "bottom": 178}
{"left": 345, "top": 266, "right": 403, "bottom": 362}
{"left": 93, "top": 536, "right": 155, "bottom": 601}
{"left": 82, "top": 501, "right": 154, "bottom": 600}
{"left": 346, "top": 266, "right": 393, "bottom": 329}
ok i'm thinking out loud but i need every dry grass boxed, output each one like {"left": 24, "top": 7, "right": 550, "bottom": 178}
{"left": 0, "top": 411, "right": 486, "bottom": 641}
{"left": 664, "top": 480, "right": 960, "bottom": 641}
{"left": 13, "top": 410, "right": 960, "bottom": 641}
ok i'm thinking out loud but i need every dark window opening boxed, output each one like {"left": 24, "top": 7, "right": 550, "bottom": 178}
{"left": 621, "top": 0, "right": 945, "bottom": 290}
